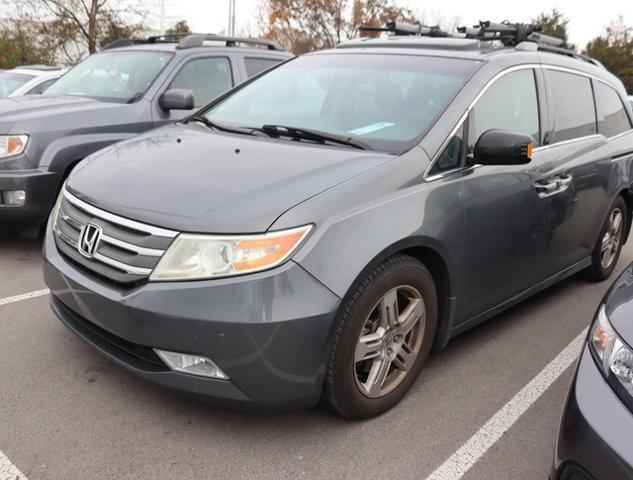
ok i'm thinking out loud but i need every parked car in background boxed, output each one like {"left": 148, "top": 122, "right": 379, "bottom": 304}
{"left": 43, "top": 22, "right": 633, "bottom": 418}
{"left": 0, "top": 65, "right": 67, "bottom": 98}
{"left": 552, "top": 265, "right": 633, "bottom": 480}
{"left": 0, "top": 34, "right": 291, "bottom": 235}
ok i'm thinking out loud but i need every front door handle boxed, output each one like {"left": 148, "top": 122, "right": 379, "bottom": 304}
{"left": 535, "top": 180, "right": 560, "bottom": 196}
{"left": 535, "top": 173, "right": 573, "bottom": 198}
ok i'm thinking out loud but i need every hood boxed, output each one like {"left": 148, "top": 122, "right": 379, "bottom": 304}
{"left": 0, "top": 95, "right": 128, "bottom": 134}
{"left": 67, "top": 123, "right": 394, "bottom": 233}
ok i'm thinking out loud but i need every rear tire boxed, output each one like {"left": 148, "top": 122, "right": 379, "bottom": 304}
{"left": 323, "top": 254, "right": 438, "bottom": 419}
{"left": 587, "top": 196, "right": 627, "bottom": 282}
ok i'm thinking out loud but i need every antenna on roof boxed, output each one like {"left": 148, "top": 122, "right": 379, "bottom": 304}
{"left": 360, "top": 21, "right": 451, "bottom": 38}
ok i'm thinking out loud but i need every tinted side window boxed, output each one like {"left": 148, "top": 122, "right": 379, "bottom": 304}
{"left": 245, "top": 57, "right": 282, "bottom": 78}
{"left": 471, "top": 69, "right": 540, "bottom": 147}
{"left": 429, "top": 125, "right": 463, "bottom": 176}
{"left": 26, "top": 78, "right": 57, "bottom": 95}
{"left": 549, "top": 70, "right": 597, "bottom": 142}
{"left": 595, "top": 82, "right": 632, "bottom": 138}
{"left": 169, "top": 57, "right": 233, "bottom": 107}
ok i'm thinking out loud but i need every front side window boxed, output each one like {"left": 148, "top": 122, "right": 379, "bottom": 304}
{"left": 46, "top": 50, "right": 173, "bottom": 103}
{"left": 428, "top": 125, "right": 464, "bottom": 176}
{"left": 548, "top": 70, "right": 597, "bottom": 143}
{"left": 168, "top": 57, "right": 233, "bottom": 108}
{"left": 0, "top": 72, "right": 34, "bottom": 98}
{"left": 595, "top": 82, "right": 632, "bottom": 138}
{"left": 470, "top": 69, "right": 540, "bottom": 148}
{"left": 201, "top": 54, "right": 480, "bottom": 153}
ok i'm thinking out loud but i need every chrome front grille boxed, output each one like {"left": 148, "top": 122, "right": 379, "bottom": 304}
{"left": 53, "top": 190, "right": 178, "bottom": 287}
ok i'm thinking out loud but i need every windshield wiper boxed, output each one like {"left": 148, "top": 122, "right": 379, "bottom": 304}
{"left": 188, "top": 115, "right": 257, "bottom": 136}
{"left": 258, "top": 125, "right": 371, "bottom": 150}
{"left": 127, "top": 92, "right": 144, "bottom": 104}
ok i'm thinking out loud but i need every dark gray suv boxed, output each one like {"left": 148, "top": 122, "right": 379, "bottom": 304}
{"left": 43, "top": 22, "right": 633, "bottom": 418}
{"left": 0, "top": 34, "right": 291, "bottom": 235}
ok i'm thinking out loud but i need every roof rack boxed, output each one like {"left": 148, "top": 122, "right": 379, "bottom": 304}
{"left": 457, "top": 21, "right": 606, "bottom": 66}
{"left": 176, "top": 34, "right": 283, "bottom": 50}
{"left": 103, "top": 34, "right": 283, "bottom": 51}
{"left": 360, "top": 21, "right": 451, "bottom": 38}
{"left": 458, "top": 21, "right": 569, "bottom": 48}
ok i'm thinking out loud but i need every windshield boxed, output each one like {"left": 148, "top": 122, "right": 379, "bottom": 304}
{"left": 46, "top": 50, "right": 172, "bottom": 103}
{"left": 0, "top": 72, "right": 34, "bottom": 98}
{"left": 203, "top": 53, "right": 479, "bottom": 153}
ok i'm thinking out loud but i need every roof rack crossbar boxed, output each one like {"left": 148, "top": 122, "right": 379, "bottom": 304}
{"left": 359, "top": 21, "right": 450, "bottom": 38}
{"left": 177, "top": 34, "right": 283, "bottom": 51}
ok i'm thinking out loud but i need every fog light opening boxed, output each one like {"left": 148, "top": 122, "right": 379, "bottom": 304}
{"left": 2, "top": 190, "right": 26, "bottom": 206}
{"left": 154, "top": 349, "right": 229, "bottom": 380}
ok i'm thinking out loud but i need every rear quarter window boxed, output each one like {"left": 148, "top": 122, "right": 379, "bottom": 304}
{"left": 594, "top": 81, "right": 632, "bottom": 138}
{"left": 244, "top": 57, "right": 283, "bottom": 78}
{"left": 548, "top": 70, "right": 597, "bottom": 143}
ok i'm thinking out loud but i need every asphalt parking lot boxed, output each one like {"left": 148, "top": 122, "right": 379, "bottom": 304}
{"left": 1, "top": 229, "right": 630, "bottom": 480}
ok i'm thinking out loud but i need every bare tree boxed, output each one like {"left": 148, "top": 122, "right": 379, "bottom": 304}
{"left": 3, "top": 0, "right": 148, "bottom": 60}
{"left": 258, "top": 0, "right": 416, "bottom": 54}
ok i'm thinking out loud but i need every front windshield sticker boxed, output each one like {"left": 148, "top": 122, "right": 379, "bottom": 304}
{"left": 348, "top": 122, "right": 395, "bottom": 136}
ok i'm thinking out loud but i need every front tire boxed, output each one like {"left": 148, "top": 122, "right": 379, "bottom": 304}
{"left": 587, "top": 196, "right": 627, "bottom": 281}
{"left": 323, "top": 254, "right": 438, "bottom": 419}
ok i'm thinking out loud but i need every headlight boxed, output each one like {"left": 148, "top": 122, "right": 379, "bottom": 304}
{"left": 49, "top": 182, "right": 66, "bottom": 228}
{"left": 0, "top": 135, "right": 28, "bottom": 158}
{"left": 150, "top": 224, "right": 313, "bottom": 281}
{"left": 590, "top": 306, "right": 633, "bottom": 400}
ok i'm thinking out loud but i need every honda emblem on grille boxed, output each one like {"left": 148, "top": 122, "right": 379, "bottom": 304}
{"left": 78, "top": 223, "right": 103, "bottom": 258}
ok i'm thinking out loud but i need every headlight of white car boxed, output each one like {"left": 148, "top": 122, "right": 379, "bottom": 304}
{"left": 589, "top": 305, "right": 633, "bottom": 400}
{"left": 150, "top": 225, "right": 313, "bottom": 281}
{"left": 0, "top": 135, "right": 28, "bottom": 158}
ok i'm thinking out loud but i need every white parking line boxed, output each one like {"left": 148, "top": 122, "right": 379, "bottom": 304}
{"left": 0, "top": 289, "right": 50, "bottom": 307}
{"left": 425, "top": 328, "right": 588, "bottom": 480}
{"left": 0, "top": 449, "right": 28, "bottom": 480}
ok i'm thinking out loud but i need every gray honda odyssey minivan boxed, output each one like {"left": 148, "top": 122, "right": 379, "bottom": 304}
{"left": 43, "top": 22, "right": 633, "bottom": 418}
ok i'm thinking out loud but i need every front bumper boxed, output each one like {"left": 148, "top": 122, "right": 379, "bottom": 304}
{"left": 43, "top": 227, "right": 341, "bottom": 409}
{"left": 552, "top": 347, "right": 633, "bottom": 480}
{"left": 0, "top": 168, "right": 60, "bottom": 226}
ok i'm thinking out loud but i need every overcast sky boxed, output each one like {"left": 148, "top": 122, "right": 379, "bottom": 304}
{"left": 159, "top": 0, "right": 632, "bottom": 48}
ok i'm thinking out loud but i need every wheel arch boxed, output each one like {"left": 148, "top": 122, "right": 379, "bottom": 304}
{"left": 333, "top": 236, "right": 456, "bottom": 352}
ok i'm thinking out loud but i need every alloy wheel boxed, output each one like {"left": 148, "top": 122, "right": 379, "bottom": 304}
{"left": 601, "top": 207, "right": 623, "bottom": 269}
{"left": 354, "top": 285, "right": 426, "bottom": 398}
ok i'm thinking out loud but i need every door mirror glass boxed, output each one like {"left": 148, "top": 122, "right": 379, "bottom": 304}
{"left": 159, "top": 88, "right": 195, "bottom": 111}
{"left": 474, "top": 129, "right": 533, "bottom": 165}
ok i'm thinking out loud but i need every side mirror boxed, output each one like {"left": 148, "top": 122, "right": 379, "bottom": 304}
{"left": 159, "top": 89, "right": 195, "bottom": 111}
{"left": 474, "top": 129, "right": 534, "bottom": 166}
